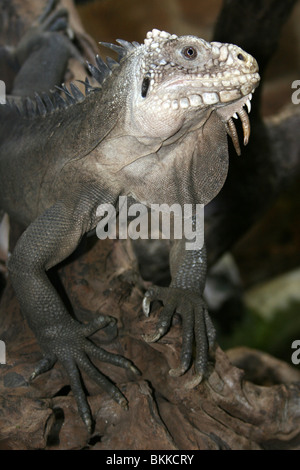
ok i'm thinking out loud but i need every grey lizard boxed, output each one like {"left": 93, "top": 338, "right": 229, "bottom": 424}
{"left": 0, "top": 20, "right": 260, "bottom": 431}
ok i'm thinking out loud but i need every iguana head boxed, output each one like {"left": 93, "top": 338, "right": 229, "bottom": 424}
{"left": 125, "top": 29, "right": 260, "bottom": 155}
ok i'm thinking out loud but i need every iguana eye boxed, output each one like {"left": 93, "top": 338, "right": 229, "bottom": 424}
{"left": 182, "top": 46, "right": 197, "bottom": 60}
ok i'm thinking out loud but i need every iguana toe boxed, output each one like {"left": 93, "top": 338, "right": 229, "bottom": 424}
{"left": 142, "top": 286, "right": 216, "bottom": 386}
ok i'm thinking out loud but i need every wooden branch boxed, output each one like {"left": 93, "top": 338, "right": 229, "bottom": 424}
{"left": 2, "top": 237, "right": 300, "bottom": 449}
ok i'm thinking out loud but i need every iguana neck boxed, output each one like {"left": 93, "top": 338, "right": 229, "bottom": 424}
{"left": 91, "top": 107, "right": 228, "bottom": 208}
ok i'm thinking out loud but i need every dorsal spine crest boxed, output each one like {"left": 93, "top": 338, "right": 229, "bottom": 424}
{"left": 5, "top": 36, "right": 140, "bottom": 119}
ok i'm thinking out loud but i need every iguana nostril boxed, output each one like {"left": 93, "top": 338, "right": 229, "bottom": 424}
{"left": 237, "top": 53, "right": 246, "bottom": 61}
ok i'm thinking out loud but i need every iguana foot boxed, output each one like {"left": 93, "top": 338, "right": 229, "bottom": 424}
{"left": 30, "top": 314, "right": 140, "bottom": 433}
{"left": 142, "top": 286, "right": 216, "bottom": 386}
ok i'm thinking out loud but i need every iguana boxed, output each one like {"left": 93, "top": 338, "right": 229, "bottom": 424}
{"left": 0, "top": 7, "right": 260, "bottom": 431}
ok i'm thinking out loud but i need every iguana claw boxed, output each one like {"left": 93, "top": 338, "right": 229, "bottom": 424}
{"left": 142, "top": 294, "right": 151, "bottom": 317}
{"left": 29, "top": 314, "right": 139, "bottom": 432}
{"left": 142, "top": 285, "right": 216, "bottom": 384}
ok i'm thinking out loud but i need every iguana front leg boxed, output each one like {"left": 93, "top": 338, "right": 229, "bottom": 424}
{"left": 8, "top": 197, "right": 139, "bottom": 432}
{"left": 143, "top": 235, "right": 215, "bottom": 388}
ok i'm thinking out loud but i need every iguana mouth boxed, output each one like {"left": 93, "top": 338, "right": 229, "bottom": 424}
{"left": 216, "top": 91, "right": 255, "bottom": 156}
{"left": 154, "top": 75, "right": 257, "bottom": 156}
{"left": 225, "top": 105, "right": 250, "bottom": 156}
{"left": 225, "top": 93, "right": 252, "bottom": 155}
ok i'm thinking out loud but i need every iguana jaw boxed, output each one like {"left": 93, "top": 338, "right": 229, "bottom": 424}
{"left": 216, "top": 91, "right": 256, "bottom": 156}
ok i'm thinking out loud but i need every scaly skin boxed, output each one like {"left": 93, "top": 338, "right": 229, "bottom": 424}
{"left": 0, "top": 17, "right": 260, "bottom": 431}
